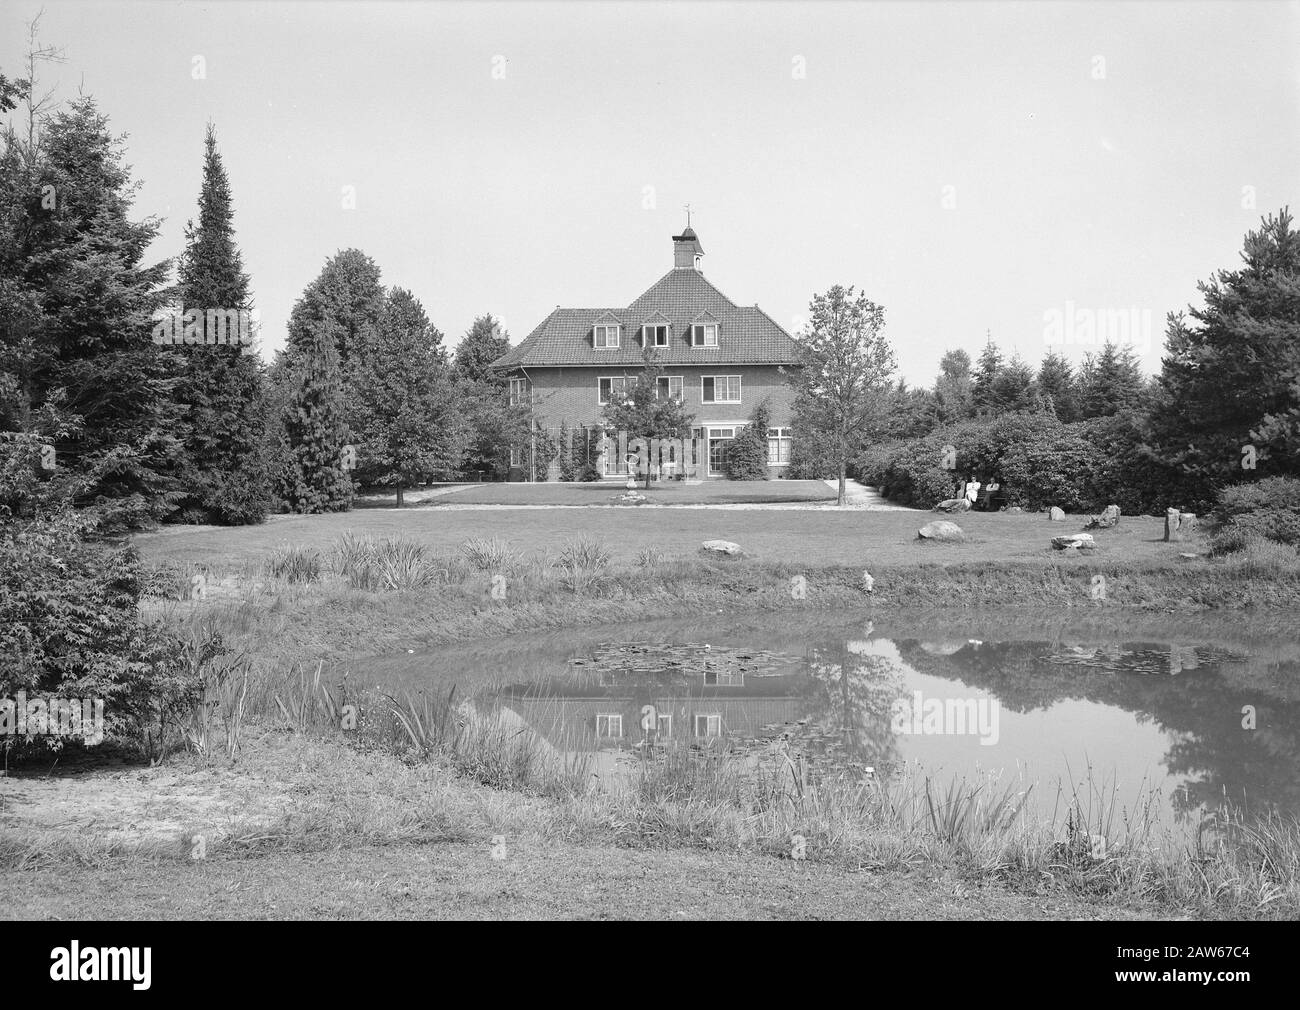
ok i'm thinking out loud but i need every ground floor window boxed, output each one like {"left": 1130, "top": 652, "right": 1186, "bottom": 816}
{"left": 509, "top": 445, "right": 523, "bottom": 468}
{"left": 596, "top": 713, "right": 622, "bottom": 739}
{"left": 767, "top": 427, "right": 792, "bottom": 466}
{"left": 656, "top": 713, "right": 672, "bottom": 738}
{"left": 603, "top": 434, "right": 630, "bottom": 475}
{"left": 695, "top": 713, "right": 722, "bottom": 738}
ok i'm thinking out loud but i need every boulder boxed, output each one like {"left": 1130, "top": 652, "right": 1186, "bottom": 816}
{"left": 1048, "top": 507, "right": 1066, "bottom": 521}
{"left": 701, "top": 540, "right": 743, "bottom": 556}
{"left": 934, "top": 498, "right": 971, "bottom": 513}
{"left": 1004, "top": 506, "right": 1024, "bottom": 514}
{"left": 918, "top": 520, "right": 966, "bottom": 543}
{"left": 1051, "top": 533, "right": 1096, "bottom": 551}
{"left": 1084, "top": 504, "right": 1121, "bottom": 530}
{"left": 1164, "top": 508, "right": 1198, "bottom": 542}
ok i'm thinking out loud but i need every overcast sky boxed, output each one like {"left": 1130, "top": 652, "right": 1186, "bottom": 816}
{"left": 2, "top": 1, "right": 1296, "bottom": 383}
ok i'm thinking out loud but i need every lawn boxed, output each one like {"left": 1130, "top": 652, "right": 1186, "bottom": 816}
{"left": 134, "top": 507, "right": 1182, "bottom": 572}
{"left": 425, "top": 479, "right": 836, "bottom": 506}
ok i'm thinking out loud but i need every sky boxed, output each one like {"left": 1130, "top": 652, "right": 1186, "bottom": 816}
{"left": 2, "top": 0, "right": 1297, "bottom": 384}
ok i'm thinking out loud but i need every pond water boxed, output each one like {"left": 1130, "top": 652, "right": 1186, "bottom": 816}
{"left": 351, "top": 611, "right": 1300, "bottom": 827}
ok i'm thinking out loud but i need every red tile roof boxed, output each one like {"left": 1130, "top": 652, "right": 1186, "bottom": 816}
{"left": 492, "top": 267, "right": 800, "bottom": 369}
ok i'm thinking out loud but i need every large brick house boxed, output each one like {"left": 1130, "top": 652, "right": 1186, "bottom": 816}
{"left": 490, "top": 225, "right": 800, "bottom": 480}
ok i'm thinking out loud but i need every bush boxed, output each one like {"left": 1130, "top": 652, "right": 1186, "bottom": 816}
{"left": 724, "top": 401, "right": 771, "bottom": 481}
{"left": 1217, "top": 476, "right": 1300, "bottom": 518}
{"left": 1210, "top": 476, "right": 1300, "bottom": 554}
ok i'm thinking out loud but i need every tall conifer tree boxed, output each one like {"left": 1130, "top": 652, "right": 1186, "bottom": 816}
{"left": 173, "top": 124, "right": 271, "bottom": 524}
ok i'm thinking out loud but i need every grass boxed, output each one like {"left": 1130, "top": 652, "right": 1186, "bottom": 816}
{"left": 425, "top": 479, "right": 837, "bottom": 506}
{"left": 5, "top": 713, "right": 1297, "bottom": 919}
{"left": 138, "top": 509, "right": 1200, "bottom": 573}
{"left": 11, "top": 514, "right": 1299, "bottom": 919}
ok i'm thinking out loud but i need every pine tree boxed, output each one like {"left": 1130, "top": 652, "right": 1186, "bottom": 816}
{"left": 1079, "top": 340, "right": 1145, "bottom": 419}
{"left": 286, "top": 249, "right": 384, "bottom": 370}
{"left": 453, "top": 314, "right": 511, "bottom": 384}
{"left": 455, "top": 314, "right": 527, "bottom": 476}
{"left": 348, "top": 288, "right": 466, "bottom": 506}
{"left": 1, "top": 96, "right": 181, "bottom": 530}
{"left": 990, "top": 353, "right": 1041, "bottom": 413}
{"left": 172, "top": 124, "right": 271, "bottom": 524}
{"left": 282, "top": 322, "right": 352, "bottom": 513}
{"left": 971, "top": 340, "right": 1004, "bottom": 414}
{"left": 1037, "top": 350, "right": 1079, "bottom": 422}
{"left": 1153, "top": 208, "right": 1300, "bottom": 481}
{"left": 933, "top": 349, "right": 974, "bottom": 423}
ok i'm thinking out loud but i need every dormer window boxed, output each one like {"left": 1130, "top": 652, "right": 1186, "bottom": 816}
{"left": 643, "top": 325, "right": 669, "bottom": 348}
{"left": 692, "top": 323, "right": 719, "bottom": 347}
{"left": 593, "top": 324, "right": 620, "bottom": 349}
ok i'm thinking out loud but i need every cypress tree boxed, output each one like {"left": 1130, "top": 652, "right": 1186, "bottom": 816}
{"left": 282, "top": 322, "right": 352, "bottom": 513}
{"left": 173, "top": 124, "right": 271, "bottom": 524}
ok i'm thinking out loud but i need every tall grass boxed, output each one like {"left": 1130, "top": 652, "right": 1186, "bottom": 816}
{"left": 459, "top": 537, "right": 520, "bottom": 572}
{"left": 332, "top": 534, "right": 460, "bottom": 590}
{"left": 265, "top": 543, "right": 322, "bottom": 583}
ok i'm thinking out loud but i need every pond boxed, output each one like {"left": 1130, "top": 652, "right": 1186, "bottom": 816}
{"left": 350, "top": 610, "right": 1300, "bottom": 827}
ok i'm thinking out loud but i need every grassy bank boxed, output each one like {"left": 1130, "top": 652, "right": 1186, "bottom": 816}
{"left": 139, "top": 547, "right": 1300, "bottom": 673}
{"left": 4, "top": 714, "right": 1295, "bottom": 920}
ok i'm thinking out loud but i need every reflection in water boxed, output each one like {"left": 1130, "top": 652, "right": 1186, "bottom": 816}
{"left": 357, "top": 616, "right": 1300, "bottom": 824}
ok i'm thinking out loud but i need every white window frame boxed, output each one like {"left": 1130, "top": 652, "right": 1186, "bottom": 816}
{"left": 694, "top": 713, "right": 722, "bottom": 738}
{"left": 593, "top": 324, "right": 620, "bottom": 349}
{"left": 692, "top": 323, "right": 719, "bottom": 347}
{"left": 596, "top": 713, "right": 622, "bottom": 739}
{"left": 701, "top": 375, "right": 741, "bottom": 404}
{"left": 766, "top": 427, "right": 792, "bottom": 466}
{"left": 508, "top": 377, "right": 529, "bottom": 406}
{"left": 598, "top": 375, "right": 628, "bottom": 405}
{"left": 642, "top": 324, "right": 669, "bottom": 348}
{"left": 656, "top": 375, "right": 684, "bottom": 402}
{"left": 509, "top": 446, "right": 523, "bottom": 468}
{"left": 656, "top": 713, "right": 672, "bottom": 738}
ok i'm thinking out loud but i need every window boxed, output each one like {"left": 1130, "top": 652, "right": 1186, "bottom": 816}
{"left": 692, "top": 323, "right": 719, "bottom": 347}
{"left": 701, "top": 375, "right": 741, "bottom": 404}
{"left": 656, "top": 714, "right": 672, "bottom": 738}
{"left": 642, "top": 324, "right": 669, "bottom": 347}
{"left": 508, "top": 377, "right": 529, "bottom": 406}
{"left": 656, "top": 376, "right": 683, "bottom": 402}
{"left": 767, "top": 427, "right": 792, "bottom": 465}
{"left": 598, "top": 376, "right": 628, "bottom": 405}
{"left": 596, "top": 714, "right": 622, "bottom": 739}
{"left": 694, "top": 714, "right": 722, "bottom": 738}
{"left": 603, "top": 433, "right": 630, "bottom": 475}
{"left": 594, "top": 324, "right": 620, "bottom": 349}
{"left": 509, "top": 446, "right": 523, "bottom": 468}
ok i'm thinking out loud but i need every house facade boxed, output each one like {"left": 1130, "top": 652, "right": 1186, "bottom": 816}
{"left": 491, "top": 225, "right": 800, "bottom": 480}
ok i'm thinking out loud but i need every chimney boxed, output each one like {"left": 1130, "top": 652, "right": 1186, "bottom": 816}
{"left": 672, "top": 226, "right": 704, "bottom": 270}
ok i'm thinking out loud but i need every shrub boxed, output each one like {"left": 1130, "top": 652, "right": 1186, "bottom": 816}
{"left": 1217, "top": 477, "right": 1300, "bottom": 518}
{"left": 724, "top": 401, "right": 771, "bottom": 480}
{"left": 556, "top": 423, "right": 576, "bottom": 482}
{"left": 1211, "top": 477, "right": 1300, "bottom": 553}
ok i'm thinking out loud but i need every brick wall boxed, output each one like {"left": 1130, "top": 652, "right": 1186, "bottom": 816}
{"left": 514, "top": 364, "right": 797, "bottom": 479}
